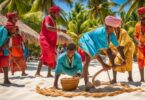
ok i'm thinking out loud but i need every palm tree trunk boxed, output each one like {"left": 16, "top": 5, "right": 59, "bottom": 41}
{"left": 0, "top": 0, "right": 11, "bottom": 12}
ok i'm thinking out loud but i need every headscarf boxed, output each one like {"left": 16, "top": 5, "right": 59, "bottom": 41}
{"left": 105, "top": 16, "right": 121, "bottom": 28}
{"left": 138, "top": 7, "right": 145, "bottom": 15}
{"left": 49, "top": 6, "right": 60, "bottom": 14}
{"left": 6, "top": 12, "right": 17, "bottom": 20}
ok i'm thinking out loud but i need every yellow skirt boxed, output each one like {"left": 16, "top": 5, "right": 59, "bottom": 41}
{"left": 113, "top": 43, "right": 135, "bottom": 72}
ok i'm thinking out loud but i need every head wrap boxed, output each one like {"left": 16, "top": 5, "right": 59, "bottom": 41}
{"left": 6, "top": 12, "right": 17, "bottom": 20}
{"left": 49, "top": 6, "right": 60, "bottom": 14}
{"left": 105, "top": 16, "right": 121, "bottom": 28}
{"left": 138, "top": 7, "right": 145, "bottom": 15}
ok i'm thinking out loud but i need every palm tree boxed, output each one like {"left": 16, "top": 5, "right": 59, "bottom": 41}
{"left": 0, "top": 0, "right": 32, "bottom": 15}
{"left": 67, "top": 3, "right": 100, "bottom": 44}
{"left": 0, "top": 0, "right": 74, "bottom": 32}
{"left": 87, "top": 0, "right": 118, "bottom": 23}
{"left": 119, "top": 9, "right": 138, "bottom": 39}
{"left": 118, "top": 0, "right": 145, "bottom": 19}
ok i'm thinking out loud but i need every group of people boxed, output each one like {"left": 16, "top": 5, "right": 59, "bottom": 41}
{"left": 0, "top": 12, "right": 28, "bottom": 84}
{"left": 1, "top": 6, "right": 145, "bottom": 91}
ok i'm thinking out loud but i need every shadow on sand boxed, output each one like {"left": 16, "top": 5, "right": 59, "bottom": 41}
{"left": 9, "top": 75, "right": 35, "bottom": 80}
{"left": 0, "top": 83, "right": 25, "bottom": 87}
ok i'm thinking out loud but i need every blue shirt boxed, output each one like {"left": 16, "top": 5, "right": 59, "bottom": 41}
{"left": 88, "top": 26, "right": 119, "bottom": 49}
{"left": 79, "top": 26, "right": 119, "bottom": 57}
{"left": 55, "top": 52, "right": 83, "bottom": 76}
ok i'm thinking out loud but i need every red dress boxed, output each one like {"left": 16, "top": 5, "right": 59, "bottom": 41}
{"left": 39, "top": 16, "right": 57, "bottom": 69}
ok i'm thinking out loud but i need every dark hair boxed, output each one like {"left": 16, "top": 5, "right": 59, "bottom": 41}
{"left": 66, "top": 43, "right": 76, "bottom": 51}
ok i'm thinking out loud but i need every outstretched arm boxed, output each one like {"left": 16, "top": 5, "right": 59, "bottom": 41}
{"left": 45, "top": 24, "right": 66, "bottom": 33}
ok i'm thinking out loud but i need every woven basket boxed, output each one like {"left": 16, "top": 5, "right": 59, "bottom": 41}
{"left": 61, "top": 77, "right": 80, "bottom": 91}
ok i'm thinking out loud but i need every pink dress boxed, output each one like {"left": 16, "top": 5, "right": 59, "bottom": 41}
{"left": 39, "top": 16, "right": 57, "bottom": 69}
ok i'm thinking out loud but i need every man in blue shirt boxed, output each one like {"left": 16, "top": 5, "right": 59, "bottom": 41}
{"left": 79, "top": 16, "right": 126, "bottom": 91}
{"left": 53, "top": 43, "right": 83, "bottom": 89}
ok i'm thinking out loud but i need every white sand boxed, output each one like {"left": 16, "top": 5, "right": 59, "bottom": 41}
{"left": 0, "top": 60, "right": 145, "bottom": 100}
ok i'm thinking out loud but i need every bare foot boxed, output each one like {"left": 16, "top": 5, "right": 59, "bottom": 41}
{"left": 140, "top": 79, "right": 145, "bottom": 82}
{"left": 85, "top": 82, "right": 95, "bottom": 91}
{"left": 4, "top": 80, "right": 12, "bottom": 85}
{"left": 35, "top": 73, "right": 43, "bottom": 77}
{"left": 128, "top": 77, "right": 133, "bottom": 82}
{"left": 22, "top": 73, "right": 28, "bottom": 76}
{"left": 53, "top": 86, "right": 60, "bottom": 90}
{"left": 47, "top": 74, "right": 53, "bottom": 77}
{"left": 110, "top": 79, "right": 117, "bottom": 84}
{"left": 85, "top": 85, "right": 90, "bottom": 91}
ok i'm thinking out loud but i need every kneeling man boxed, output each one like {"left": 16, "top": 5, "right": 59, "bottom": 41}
{"left": 53, "top": 43, "right": 83, "bottom": 89}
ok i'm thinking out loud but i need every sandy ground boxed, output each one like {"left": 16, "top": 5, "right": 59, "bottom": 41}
{"left": 0, "top": 60, "right": 145, "bottom": 100}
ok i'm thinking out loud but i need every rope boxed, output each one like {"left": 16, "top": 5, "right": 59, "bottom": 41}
{"left": 36, "top": 85, "right": 143, "bottom": 98}
{"left": 36, "top": 68, "right": 145, "bottom": 98}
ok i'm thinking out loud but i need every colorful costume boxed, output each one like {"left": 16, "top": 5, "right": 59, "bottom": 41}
{"left": 134, "top": 22, "right": 145, "bottom": 69}
{"left": 39, "top": 6, "right": 60, "bottom": 69}
{"left": 134, "top": 7, "right": 145, "bottom": 69}
{"left": 111, "top": 29, "right": 135, "bottom": 72}
{"left": 0, "top": 25, "right": 11, "bottom": 73}
{"left": 55, "top": 52, "right": 83, "bottom": 76}
{"left": 39, "top": 15, "right": 57, "bottom": 68}
{"left": 10, "top": 34, "right": 27, "bottom": 74}
{"left": 79, "top": 26, "right": 119, "bottom": 58}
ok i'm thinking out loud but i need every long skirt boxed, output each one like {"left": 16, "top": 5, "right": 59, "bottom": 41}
{"left": 39, "top": 35, "right": 56, "bottom": 69}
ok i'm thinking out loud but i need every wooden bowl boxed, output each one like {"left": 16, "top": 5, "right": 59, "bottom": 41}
{"left": 61, "top": 77, "right": 79, "bottom": 91}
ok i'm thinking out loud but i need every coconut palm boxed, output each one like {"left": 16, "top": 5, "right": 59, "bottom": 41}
{"left": 0, "top": 0, "right": 32, "bottom": 15}
{"left": 0, "top": 0, "right": 74, "bottom": 32}
{"left": 67, "top": 3, "right": 100, "bottom": 44}
{"left": 118, "top": 0, "right": 145, "bottom": 19}
{"left": 87, "top": 0, "right": 118, "bottom": 23}
{"left": 119, "top": 9, "right": 138, "bottom": 39}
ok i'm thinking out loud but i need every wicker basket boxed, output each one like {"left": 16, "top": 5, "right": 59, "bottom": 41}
{"left": 61, "top": 77, "right": 80, "bottom": 91}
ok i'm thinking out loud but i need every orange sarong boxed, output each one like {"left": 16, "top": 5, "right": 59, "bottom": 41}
{"left": 10, "top": 34, "right": 27, "bottom": 74}
{"left": 134, "top": 22, "right": 145, "bottom": 69}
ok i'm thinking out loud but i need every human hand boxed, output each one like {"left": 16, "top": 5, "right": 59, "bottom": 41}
{"left": 60, "top": 29, "right": 67, "bottom": 33}
{"left": 73, "top": 73, "right": 81, "bottom": 77}
{"left": 103, "top": 64, "right": 111, "bottom": 71}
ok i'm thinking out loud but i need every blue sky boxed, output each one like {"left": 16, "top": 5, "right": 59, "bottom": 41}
{"left": 55, "top": 0, "right": 130, "bottom": 15}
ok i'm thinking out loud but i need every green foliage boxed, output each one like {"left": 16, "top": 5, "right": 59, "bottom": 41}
{"left": 67, "top": 3, "right": 101, "bottom": 45}
{"left": 28, "top": 44, "right": 40, "bottom": 57}
{"left": 0, "top": 0, "right": 144, "bottom": 57}
{"left": 22, "top": 11, "right": 42, "bottom": 32}
{"left": 88, "top": 0, "right": 117, "bottom": 23}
